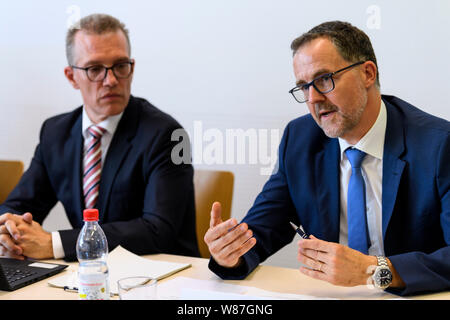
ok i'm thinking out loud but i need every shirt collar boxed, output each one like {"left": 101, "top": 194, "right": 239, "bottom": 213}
{"left": 338, "top": 99, "right": 387, "bottom": 161}
{"left": 82, "top": 107, "right": 124, "bottom": 138}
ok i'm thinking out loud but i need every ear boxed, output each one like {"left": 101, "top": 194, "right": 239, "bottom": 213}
{"left": 361, "top": 61, "right": 378, "bottom": 88}
{"left": 64, "top": 66, "right": 80, "bottom": 90}
{"left": 130, "top": 58, "right": 136, "bottom": 74}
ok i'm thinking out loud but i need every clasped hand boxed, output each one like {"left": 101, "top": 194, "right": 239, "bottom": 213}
{"left": 0, "top": 212, "right": 53, "bottom": 260}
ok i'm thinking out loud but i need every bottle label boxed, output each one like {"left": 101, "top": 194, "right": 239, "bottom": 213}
{"left": 78, "top": 273, "right": 110, "bottom": 300}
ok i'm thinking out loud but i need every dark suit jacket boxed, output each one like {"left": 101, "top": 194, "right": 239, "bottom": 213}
{"left": 209, "top": 95, "right": 450, "bottom": 296}
{"left": 0, "top": 96, "right": 200, "bottom": 261}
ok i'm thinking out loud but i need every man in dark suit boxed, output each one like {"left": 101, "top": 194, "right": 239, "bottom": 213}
{"left": 0, "top": 14, "right": 199, "bottom": 261}
{"left": 204, "top": 21, "right": 449, "bottom": 296}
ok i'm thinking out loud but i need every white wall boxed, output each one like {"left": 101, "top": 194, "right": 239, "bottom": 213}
{"left": 1, "top": 0, "right": 449, "bottom": 268}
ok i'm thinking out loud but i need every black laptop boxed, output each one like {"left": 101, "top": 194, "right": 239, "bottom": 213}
{"left": 0, "top": 257, "right": 68, "bottom": 291}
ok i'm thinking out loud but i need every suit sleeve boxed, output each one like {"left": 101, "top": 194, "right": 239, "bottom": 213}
{"left": 60, "top": 123, "right": 197, "bottom": 261}
{"left": 0, "top": 120, "right": 58, "bottom": 223}
{"left": 209, "top": 123, "right": 298, "bottom": 279}
{"left": 388, "top": 132, "right": 450, "bottom": 296}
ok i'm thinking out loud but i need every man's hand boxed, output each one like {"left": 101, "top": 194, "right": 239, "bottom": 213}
{"left": 204, "top": 202, "right": 256, "bottom": 268}
{"left": 0, "top": 213, "right": 31, "bottom": 259}
{"left": 0, "top": 212, "right": 53, "bottom": 260}
{"left": 297, "top": 235, "right": 379, "bottom": 287}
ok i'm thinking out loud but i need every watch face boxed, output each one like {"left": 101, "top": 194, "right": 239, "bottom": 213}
{"left": 377, "top": 268, "right": 393, "bottom": 287}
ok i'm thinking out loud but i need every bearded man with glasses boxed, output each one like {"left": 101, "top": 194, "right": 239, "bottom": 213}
{"left": 0, "top": 14, "right": 199, "bottom": 261}
{"left": 206, "top": 21, "right": 449, "bottom": 296}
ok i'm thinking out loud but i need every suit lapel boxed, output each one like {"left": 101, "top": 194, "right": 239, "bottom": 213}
{"left": 96, "top": 98, "right": 139, "bottom": 221}
{"left": 315, "top": 138, "right": 340, "bottom": 242}
{"left": 69, "top": 112, "right": 84, "bottom": 224}
{"left": 381, "top": 98, "right": 406, "bottom": 238}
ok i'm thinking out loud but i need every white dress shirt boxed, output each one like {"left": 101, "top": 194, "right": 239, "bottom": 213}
{"left": 52, "top": 107, "right": 123, "bottom": 259}
{"left": 338, "top": 100, "right": 387, "bottom": 256}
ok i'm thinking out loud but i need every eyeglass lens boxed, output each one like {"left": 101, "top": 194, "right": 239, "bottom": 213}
{"left": 292, "top": 75, "right": 333, "bottom": 103}
{"left": 88, "top": 63, "right": 132, "bottom": 81}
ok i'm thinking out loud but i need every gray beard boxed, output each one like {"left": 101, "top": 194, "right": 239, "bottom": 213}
{"left": 316, "top": 89, "right": 368, "bottom": 139}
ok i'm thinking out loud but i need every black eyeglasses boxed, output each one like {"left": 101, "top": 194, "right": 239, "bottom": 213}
{"left": 289, "top": 61, "right": 364, "bottom": 103}
{"left": 71, "top": 61, "right": 134, "bottom": 82}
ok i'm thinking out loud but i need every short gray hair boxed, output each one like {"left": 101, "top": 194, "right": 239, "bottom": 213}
{"left": 291, "top": 21, "right": 380, "bottom": 88}
{"left": 66, "top": 13, "right": 131, "bottom": 65}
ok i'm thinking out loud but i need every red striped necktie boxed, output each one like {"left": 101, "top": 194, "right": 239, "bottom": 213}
{"left": 83, "top": 125, "right": 106, "bottom": 209}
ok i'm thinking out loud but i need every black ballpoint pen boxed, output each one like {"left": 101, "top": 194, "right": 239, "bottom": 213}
{"left": 290, "top": 221, "right": 309, "bottom": 239}
{"left": 63, "top": 286, "right": 115, "bottom": 297}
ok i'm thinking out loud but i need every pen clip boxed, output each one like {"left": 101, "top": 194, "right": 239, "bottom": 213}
{"left": 63, "top": 286, "right": 78, "bottom": 293}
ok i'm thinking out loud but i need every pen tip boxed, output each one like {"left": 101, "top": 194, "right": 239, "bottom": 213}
{"left": 289, "top": 221, "right": 298, "bottom": 230}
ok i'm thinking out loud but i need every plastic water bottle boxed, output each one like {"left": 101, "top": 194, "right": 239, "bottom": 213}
{"left": 76, "top": 208, "right": 110, "bottom": 300}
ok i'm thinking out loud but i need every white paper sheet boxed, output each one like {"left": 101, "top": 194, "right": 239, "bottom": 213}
{"left": 48, "top": 245, "right": 191, "bottom": 295}
{"left": 157, "top": 276, "right": 338, "bottom": 300}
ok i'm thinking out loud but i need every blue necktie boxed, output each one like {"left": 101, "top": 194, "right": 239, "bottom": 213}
{"left": 345, "top": 148, "right": 370, "bottom": 254}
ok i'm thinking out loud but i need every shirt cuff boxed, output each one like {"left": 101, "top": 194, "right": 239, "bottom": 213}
{"left": 51, "top": 231, "right": 65, "bottom": 259}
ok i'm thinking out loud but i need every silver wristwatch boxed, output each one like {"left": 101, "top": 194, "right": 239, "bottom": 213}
{"left": 371, "top": 256, "right": 393, "bottom": 289}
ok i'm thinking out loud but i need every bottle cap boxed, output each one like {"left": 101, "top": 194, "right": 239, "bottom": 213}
{"left": 83, "top": 209, "right": 99, "bottom": 221}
